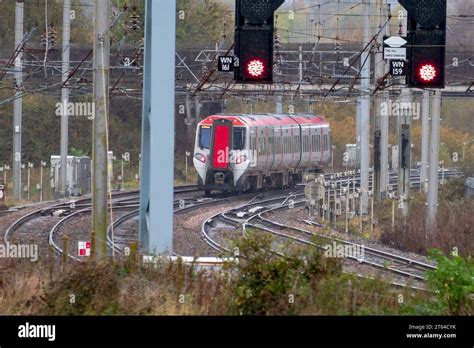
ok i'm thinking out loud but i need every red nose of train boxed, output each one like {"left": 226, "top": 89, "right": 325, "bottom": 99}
{"left": 211, "top": 119, "right": 232, "bottom": 170}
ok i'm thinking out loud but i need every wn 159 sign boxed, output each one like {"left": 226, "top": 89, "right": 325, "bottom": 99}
{"left": 390, "top": 60, "right": 407, "bottom": 76}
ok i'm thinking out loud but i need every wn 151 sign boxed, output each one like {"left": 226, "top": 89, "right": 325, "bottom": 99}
{"left": 218, "top": 56, "right": 235, "bottom": 72}
{"left": 390, "top": 60, "right": 407, "bottom": 76}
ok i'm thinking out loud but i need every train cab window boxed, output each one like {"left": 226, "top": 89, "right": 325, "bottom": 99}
{"left": 199, "top": 126, "right": 211, "bottom": 149}
{"left": 233, "top": 127, "right": 246, "bottom": 150}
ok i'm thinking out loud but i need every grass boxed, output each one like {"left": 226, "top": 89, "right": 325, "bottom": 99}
{"left": 377, "top": 180, "right": 474, "bottom": 257}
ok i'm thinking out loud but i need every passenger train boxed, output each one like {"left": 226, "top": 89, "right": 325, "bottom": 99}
{"left": 193, "top": 113, "right": 331, "bottom": 194}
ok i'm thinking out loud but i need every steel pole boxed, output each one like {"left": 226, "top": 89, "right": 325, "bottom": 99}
{"left": 360, "top": 0, "right": 371, "bottom": 215}
{"left": 40, "top": 164, "right": 43, "bottom": 202}
{"left": 92, "top": 0, "right": 110, "bottom": 259}
{"left": 59, "top": 0, "right": 71, "bottom": 196}
{"left": 398, "top": 88, "right": 412, "bottom": 218}
{"left": 420, "top": 91, "right": 430, "bottom": 192}
{"left": 276, "top": 95, "right": 283, "bottom": 114}
{"left": 356, "top": 98, "right": 361, "bottom": 166}
{"left": 27, "top": 164, "right": 31, "bottom": 200}
{"left": 185, "top": 154, "right": 188, "bottom": 184}
{"left": 374, "top": 0, "right": 385, "bottom": 202}
{"left": 426, "top": 91, "right": 441, "bottom": 234}
{"left": 139, "top": 0, "right": 176, "bottom": 254}
{"left": 121, "top": 159, "right": 124, "bottom": 190}
{"left": 13, "top": 0, "right": 24, "bottom": 200}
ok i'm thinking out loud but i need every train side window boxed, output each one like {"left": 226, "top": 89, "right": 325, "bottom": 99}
{"left": 199, "top": 126, "right": 211, "bottom": 149}
{"left": 233, "top": 127, "right": 245, "bottom": 150}
{"left": 324, "top": 134, "right": 328, "bottom": 151}
{"left": 268, "top": 133, "right": 273, "bottom": 155}
{"left": 316, "top": 134, "right": 320, "bottom": 152}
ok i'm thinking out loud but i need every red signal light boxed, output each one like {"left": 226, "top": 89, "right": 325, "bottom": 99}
{"left": 245, "top": 58, "right": 266, "bottom": 78}
{"left": 418, "top": 63, "right": 438, "bottom": 83}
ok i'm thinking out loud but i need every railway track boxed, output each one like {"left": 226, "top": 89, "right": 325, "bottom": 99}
{"left": 1, "top": 168, "right": 462, "bottom": 274}
{"left": 201, "top": 191, "right": 304, "bottom": 252}
{"left": 49, "top": 187, "right": 256, "bottom": 260}
{"left": 2, "top": 186, "right": 200, "bottom": 260}
{"left": 202, "top": 189, "right": 437, "bottom": 285}
{"left": 246, "top": 209, "right": 436, "bottom": 282}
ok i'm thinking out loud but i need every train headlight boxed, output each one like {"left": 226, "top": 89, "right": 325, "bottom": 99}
{"left": 194, "top": 153, "right": 206, "bottom": 163}
{"left": 235, "top": 155, "right": 247, "bottom": 165}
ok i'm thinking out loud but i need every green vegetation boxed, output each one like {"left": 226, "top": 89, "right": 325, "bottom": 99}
{"left": 425, "top": 250, "right": 474, "bottom": 315}
{"left": 379, "top": 180, "right": 474, "bottom": 257}
{"left": 229, "top": 231, "right": 341, "bottom": 315}
{"left": 0, "top": 0, "right": 91, "bottom": 56}
{"left": 111, "top": 0, "right": 231, "bottom": 48}
{"left": 1, "top": 233, "right": 471, "bottom": 315}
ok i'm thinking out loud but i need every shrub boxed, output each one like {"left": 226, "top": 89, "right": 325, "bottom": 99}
{"left": 425, "top": 250, "right": 474, "bottom": 315}
{"left": 41, "top": 261, "right": 122, "bottom": 315}
{"left": 229, "top": 230, "right": 343, "bottom": 315}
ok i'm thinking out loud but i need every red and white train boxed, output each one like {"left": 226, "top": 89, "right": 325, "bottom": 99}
{"left": 193, "top": 113, "right": 331, "bottom": 194}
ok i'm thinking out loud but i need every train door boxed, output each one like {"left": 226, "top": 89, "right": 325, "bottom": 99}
{"left": 249, "top": 128, "right": 257, "bottom": 168}
{"left": 210, "top": 118, "right": 233, "bottom": 170}
{"left": 268, "top": 125, "right": 276, "bottom": 171}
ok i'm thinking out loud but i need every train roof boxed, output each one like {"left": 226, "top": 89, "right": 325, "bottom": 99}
{"left": 199, "top": 113, "right": 329, "bottom": 127}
